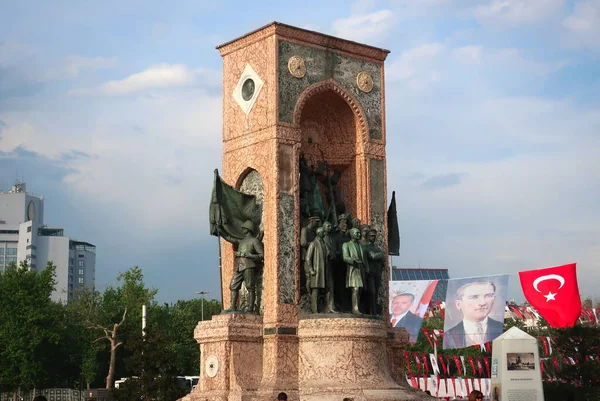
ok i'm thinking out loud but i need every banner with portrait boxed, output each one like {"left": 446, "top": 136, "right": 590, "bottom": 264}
{"left": 389, "top": 280, "right": 439, "bottom": 342}
{"left": 443, "top": 274, "right": 509, "bottom": 349}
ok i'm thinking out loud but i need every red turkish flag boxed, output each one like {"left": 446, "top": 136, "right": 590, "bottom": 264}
{"left": 519, "top": 263, "right": 581, "bottom": 328}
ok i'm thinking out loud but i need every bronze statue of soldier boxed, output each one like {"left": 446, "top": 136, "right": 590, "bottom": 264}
{"left": 225, "top": 220, "right": 264, "bottom": 313}
{"left": 363, "top": 228, "right": 386, "bottom": 315}
{"left": 322, "top": 221, "right": 338, "bottom": 313}
{"left": 342, "top": 227, "right": 366, "bottom": 314}
{"left": 359, "top": 224, "right": 371, "bottom": 246}
{"left": 333, "top": 213, "right": 351, "bottom": 311}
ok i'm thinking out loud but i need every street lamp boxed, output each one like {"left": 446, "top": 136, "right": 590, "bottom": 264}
{"left": 196, "top": 291, "right": 209, "bottom": 321}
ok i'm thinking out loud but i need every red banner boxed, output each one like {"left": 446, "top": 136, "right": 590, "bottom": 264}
{"left": 439, "top": 354, "right": 448, "bottom": 375}
{"left": 423, "top": 328, "right": 434, "bottom": 347}
{"left": 413, "top": 352, "right": 421, "bottom": 370}
{"left": 422, "top": 353, "right": 430, "bottom": 375}
{"left": 405, "top": 351, "right": 411, "bottom": 373}
{"left": 467, "top": 356, "right": 477, "bottom": 376}
{"left": 476, "top": 358, "right": 484, "bottom": 376}
{"left": 541, "top": 337, "right": 549, "bottom": 356}
{"left": 409, "top": 372, "right": 418, "bottom": 389}
{"left": 483, "top": 357, "right": 490, "bottom": 377}
{"left": 453, "top": 355, "right": 462, "bottom": 374}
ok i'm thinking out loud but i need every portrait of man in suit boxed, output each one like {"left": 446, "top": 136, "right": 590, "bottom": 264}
{"left": 443, "top": 280, "right": 506, "bottom": 349}
{"left": 390, "top": 293, "right": 423, "bottom": 342}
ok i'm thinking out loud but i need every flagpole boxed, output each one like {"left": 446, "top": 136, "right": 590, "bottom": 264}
{"left": 217, "top": 230, "right": 223, "bottom": 310}
{"left": 215, "top": 168, "right": 224, "bottom": 310}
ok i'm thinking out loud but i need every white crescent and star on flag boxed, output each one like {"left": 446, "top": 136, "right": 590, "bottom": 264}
{"left": 532, "top": 274, "right": 565, "bottom": 302}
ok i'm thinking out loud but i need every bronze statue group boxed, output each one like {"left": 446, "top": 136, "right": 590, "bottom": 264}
{"left": 301, "top": 212, "right": 386, "bottom": 315}
{"left": 219, "top": 155, "right": 386, "bottom": 316}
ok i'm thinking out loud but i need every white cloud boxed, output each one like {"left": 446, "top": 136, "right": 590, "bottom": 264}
{"left": 386, "top": 43, "right": 444, "bottom": 89}
{"left": 562, "top": 0, "right": 600, "bottom": 50}
{"left": 69, "top": 64, "right": 219, "bottom": 96}
{"left": 474, "top": 0, "right": 566, "bottom": 25}
{"left": 331, "top": 9, "right": 395, "bottom": 43}
{"left": 453, "top": 46, "right": 568, "bottom": 75}
{"left": 42, "top": 55, "right": 119, "bottom": 81}
{"left": 0, "top": 86, "right": 222, "bottom": 232}
{"left": 452, "top": 45, "right": 484, "bottom": 64}
{"left": 386, "top": 90, "right": 600, "bottom": 297}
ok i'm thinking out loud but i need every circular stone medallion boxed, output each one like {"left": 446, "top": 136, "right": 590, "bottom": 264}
{"left": 205, "top": 355, "right": 219, "bottom": 378}
{"left": 356, "top": 71, "right": 374, "bottom": 93}
{"left": 241, "top": 78, "right": 255, "bottom": 101}
{"left": 288, "top": 55, "right": 306, "bottom": 78}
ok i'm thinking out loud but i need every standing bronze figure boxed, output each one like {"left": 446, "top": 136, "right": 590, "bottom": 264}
{"left": 306, "top": 227, "right": 327, "bottom": 314}
{"left": 300, "top": 216, "right": 320, "bottom": 294}
{"left": 342, "top": 228, "right": 366, "bottom": 314}
{"left": 225, "top": 220, "right": 264, "bottom": 313}
{"left": 322, "top": 221, "right": 338, "bottom": 313}
{"left": 363, "top": 228, "right": 385, "bottom": 315}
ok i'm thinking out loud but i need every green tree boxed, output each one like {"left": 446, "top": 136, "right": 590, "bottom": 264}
{"left": 157, "top": 298, "right": 222, "bottom": 375}
{"left": 0, "top": 261, "right": 60, "bottom": 393}
{"left": 112, "top": 326, "right": 189, "bottom": 401}
{"left": 73, "top": 266, "right": 157, "bottom": 389}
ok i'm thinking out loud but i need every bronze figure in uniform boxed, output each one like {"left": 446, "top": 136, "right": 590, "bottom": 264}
{"left": 322, "top": 221, "right": 338, "bottom": 313}
{"left": 225, "top": 220, "right": 264, "bottom": 313}
{"left": 363, "top": 228, "right": 386, "bottom": 315}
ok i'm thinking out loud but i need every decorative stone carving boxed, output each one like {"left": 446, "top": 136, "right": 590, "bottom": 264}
{"left": 356, "top": 71, "right": 374, "bottom": 93}
{"left": 288, "top": 55, "right": 306, "bottom": 78}
{"left": 205, "top": 355, "right": 219, "bottom": 378}
{"left": 233, "top": 63, "right": 264, "bottom": 115}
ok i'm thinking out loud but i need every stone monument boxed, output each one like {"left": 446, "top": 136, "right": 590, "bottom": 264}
{"left": 183, "top": 22, "right": 429, "bottom": 401}
{"left": 491, "top": 327, "right": 545, "bottom": 401}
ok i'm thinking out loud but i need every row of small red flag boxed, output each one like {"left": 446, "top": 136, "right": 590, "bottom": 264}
{"left": 404, "top": 351, "right": 491, "bottom": 377}
{"left": 404, "top": 350, "right": 599, "bottom": 378}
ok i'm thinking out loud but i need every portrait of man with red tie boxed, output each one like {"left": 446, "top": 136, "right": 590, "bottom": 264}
{"left": 389, "top": 293, "right": 423, "bottom": 342}
{"left": 443, "top": 277, "right": 508, "bottom": 349}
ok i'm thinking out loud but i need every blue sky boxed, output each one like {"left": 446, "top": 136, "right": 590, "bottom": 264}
{"left": 1, "top": 0, "right": 599, "bottom": 304}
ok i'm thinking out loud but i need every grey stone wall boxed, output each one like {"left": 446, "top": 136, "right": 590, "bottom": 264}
{"left": 278, "top": 193, "right": 295, "bottom": 304}
{"left": 369, "top": 158, "right": 387, "bottom": 310}
{"left": 278, "top": 40, "right": 382, "bottom": 140}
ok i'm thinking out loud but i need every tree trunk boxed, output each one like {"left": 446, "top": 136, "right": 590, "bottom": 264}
{"left": 106, "top": 337, "right": 116, "bottom": 389}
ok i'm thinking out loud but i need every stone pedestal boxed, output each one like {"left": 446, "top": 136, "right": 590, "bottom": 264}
{"left": 297, "top": 317, "right": 428, "bottom": 401}
{"left": 184, "top": 315, "right": 430, "bottom": 401}
{"left": 189, "top": 314, "right": 264, "bottom": 400}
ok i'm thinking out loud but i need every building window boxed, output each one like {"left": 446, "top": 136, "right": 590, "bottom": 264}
{"left": 76, "top": 245, "right": 85, "bottom": 251}
{"left": 78, "top": 277, "right": 84, "bottom": 284}
{"left": 78, "top": 254, "right": 84, "bottom": 258}
{"left": 79, "top": 268, "right": 84, "bottom": 275}
{"left": 78, "top": 260, "right": 84, "bottom": 267}
{"left": 6, "top": 248, "right": 17, "bottom": 255}
{"left": 6, "top": 257, "right": 17, "bottom": 264}
{"left": 0, "top": 249, "right": 3, "bottom": 255}
{"left": 0, "top": 258, "right": 4, "bottom": 266}
{"left": 27, "top": 226, "right": 32, "bottom": 233}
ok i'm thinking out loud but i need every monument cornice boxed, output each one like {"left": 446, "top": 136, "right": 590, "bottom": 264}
{"left": 217, "top": 21, "right": 390, "bottom": 62}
